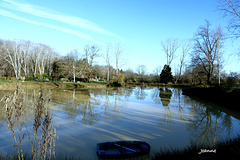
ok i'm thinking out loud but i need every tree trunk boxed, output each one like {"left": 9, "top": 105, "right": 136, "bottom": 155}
{"left": 207, "top": 73, "right": 211, "bottom": 85}
{"left": 107, "top": 66, "right": 110, "bottom": 82}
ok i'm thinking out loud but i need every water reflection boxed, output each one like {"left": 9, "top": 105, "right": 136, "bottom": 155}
{"left": 0, "top": 86, "right": 239, "bottom": 159}
{"left": 159, "top": 88, "right": 172, "bottom": 107}
{"left": 134, "top": 86, "right": 147, "bottom": 100}
{"left": 186, "top": 98, "right": 234, "bottom": 147}
{"left": 151, "top": 88, "right": 174, "bottom": 129}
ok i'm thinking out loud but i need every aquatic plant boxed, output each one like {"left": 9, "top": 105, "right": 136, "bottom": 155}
{"left": 1, "top": 84, "right": 25, "bottom": 160}
{"left": 1, "top": 85, "right": 56, "bottom": 160}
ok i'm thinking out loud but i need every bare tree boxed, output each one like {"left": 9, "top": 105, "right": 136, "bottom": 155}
{"left": 19, "top": 40, "right": 31, "bottom": 77}
{"left": 154, "top": 66, "right": 162, "bottom": 76}
{"left": 0, "top": 40, "right": 22, "bottom": 79}
{"left": 136, "top": 65, "right": 147, "bottom": 82}
{"left": 177, "top": 40, "right": 191, "bottom": 83}
{"left": 191, "top": 21, "right": 223, "bottom": 85}
{"left": 161, "top": 38, "right": 179, "bottom": 66}
{"left": 67, "top": 49, "right": 79, "bottom": 82}
{"left": 83, "top": 45, "right": 100, "bottom": 77}
{"left": 114, "top": 44, "right": 124, "bottom": 77}
{"left": 136, "top": 65, "right": 147, "bottom": 76}
{"left": 219, "top": 0, "right": 240, "bottom": 38}
{"left": 105, "top": 44, "right": 112, "bottom": 82}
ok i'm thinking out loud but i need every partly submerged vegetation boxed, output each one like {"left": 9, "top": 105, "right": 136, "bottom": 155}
{"left": 0, "top": 85, "right": 56, "bottom": 160}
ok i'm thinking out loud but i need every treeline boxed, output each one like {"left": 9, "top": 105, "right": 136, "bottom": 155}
{"left": 0, "top": 39, "right": 121, "bottom": 82}
{"left": 0, "top": 19, "right": 240, "bottom": 86}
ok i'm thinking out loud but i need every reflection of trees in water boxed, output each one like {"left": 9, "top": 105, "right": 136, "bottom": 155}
{"left": 103, "top": 87, "right": 130, "bottom": 122}
{"left": 159, "top": 88, "right": 172, "bottom": 107}
{"left": 159, "top": 88, "right": 173, "bottom": 128}
{"left": 134, "top": 86, "right": 147, "bottom": 100}
{"left": 56, "top": 89, "right": 100, "bottom": 125}
{"left": 152, "top": 87, "right": 236, "bottom": 144}
{"left": 151, "top": 87, "right": 174, "bottom": 129}
{"left": 1, "top": 85, "right": 56, "bottom": 159}
{"left": 172, "top": 89, "right": 186, "bottom": 122}
{"left": 186, "top": 98, "right": 233, "bottom": 147}
{"left": 51, "top": 87, "right": 132, "bottom": 125}
{"left": 151, "top": 88, "right": 161, "bottom": 104}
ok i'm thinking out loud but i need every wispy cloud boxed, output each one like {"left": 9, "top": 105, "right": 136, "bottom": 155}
{"left": 0, "top": 0, "right": 121, "bottom": 41}
{"left": 0, "top": 9, "right": 103, "bottom": 44}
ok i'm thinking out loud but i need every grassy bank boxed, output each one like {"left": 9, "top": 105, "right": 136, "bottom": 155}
{"left": 125, "top": 82, "right": 192, "bottom": 88}
{"left": 0, "top": 80, "right": 108, "bottom": 90}
{"left": 152, "top": 136, "right": 240, "bottom": 160}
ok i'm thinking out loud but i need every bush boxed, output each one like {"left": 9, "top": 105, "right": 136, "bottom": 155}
{"left": 35, "top": 73, "right": 50, "bottom": 82}
{"left": 117, "top": 73, "right": 125, "bottom": 85}
{"left": 36, "top": 73, "right": 42, "bottom": 78}
{"left": 99, "top": 78, "right": 105, "bottom": 82}
{"left": 225, "top": 72, "right": 239, "bottom": 89}
{"left": 26, "top": 76, "right": 34, "bottom": 81}
{"left": 42, "top": 73, "right": 49, "bottom": 78}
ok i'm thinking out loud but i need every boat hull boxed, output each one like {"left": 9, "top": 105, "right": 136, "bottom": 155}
{"left": 97, "top": 141, "right": 151, "bottom": 158}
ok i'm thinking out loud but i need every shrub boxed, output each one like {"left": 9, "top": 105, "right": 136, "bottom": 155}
{"left": 36, "top": 73, "right": 42, "bottom": 78}
{"left": 225, "top": 72, "right": 239, "bottom": 89}
{"left": 117, "top": 73, "right": 125, "bottom": 85}
{"left": 42, "top": 73, "right": 49, "bottom": 78}
{"left": 26, "top": 76, "right": 34, "bottom": 81}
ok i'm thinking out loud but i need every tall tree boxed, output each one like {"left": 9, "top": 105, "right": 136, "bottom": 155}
{"left": 83, "top": 45, "right": 100, "bottom": 77}
{"left": 0, "top": 40, "right": 22, "bottom": 79}
{"left": 191, "top": 21, "right": 223, "bottom": 85}
{"left": 161, "top": 38, "right": 179, "bottom": 66}
{"left": 105, "top": 44, "right": 112, "bottom": 82}
{"left": 136, "top": 65, "right": 147, "bottom": 82}
{"left": 219, "top": 0, "right": 240, "bottom": 38}
{"left": 177, "top": 40, "right": 191, "bottom": 83}
{"left": 114, "top": 44, "right": 123, "bottom": 77}
{"left": 67, "top": 49, "right": 79, "bottom": 83}
{"left": 160, "top": 65, "right": 174, "bottom": 84}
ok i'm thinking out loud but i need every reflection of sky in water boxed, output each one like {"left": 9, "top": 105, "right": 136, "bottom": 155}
{"left": 0, "top": 87, "right": 240, "bottom": 159}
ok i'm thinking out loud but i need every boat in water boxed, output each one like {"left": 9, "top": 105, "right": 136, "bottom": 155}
{"left": 97, "top": 141, "right": 151, "bottom": 158}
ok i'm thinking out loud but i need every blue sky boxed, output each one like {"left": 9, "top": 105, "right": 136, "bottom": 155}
{"left": 0, "top": 0, "right": 239, "bottom": 74}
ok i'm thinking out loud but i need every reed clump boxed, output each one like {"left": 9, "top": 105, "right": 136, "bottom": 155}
{"left": 1, "top": 85, "right": 56, "bottom": 160}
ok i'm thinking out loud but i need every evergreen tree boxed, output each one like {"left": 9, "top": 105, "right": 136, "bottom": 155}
{"left": 160, "top": 65, "right": 173, "bottom": 84}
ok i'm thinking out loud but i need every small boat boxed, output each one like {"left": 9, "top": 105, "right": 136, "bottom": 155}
{"left": 97, "top": 141, "right": 151, "bottom": 158}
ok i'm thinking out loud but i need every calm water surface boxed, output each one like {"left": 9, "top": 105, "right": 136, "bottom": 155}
{"left": 0, "top": 86, "right": 240, "bottom": 159}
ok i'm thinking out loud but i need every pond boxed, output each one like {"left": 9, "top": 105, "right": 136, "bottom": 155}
{"left": 0, "top": 86, "right": 240, "bottom": 159}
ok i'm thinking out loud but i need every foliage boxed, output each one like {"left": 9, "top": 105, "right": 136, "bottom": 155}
{"left": 117, "top": 73, "right": 125, "bottom": 85}
{"left": 35, "top": 73, "right": 50, "bottom": 81}
{"left": 225, "top": 72, "right": 239, "bottom": 89}
{"left": 26, "top": 75, "right": 34, "bottom": 81}
{"left": 160, "top": 65, "right": 173, "bottom": 84}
